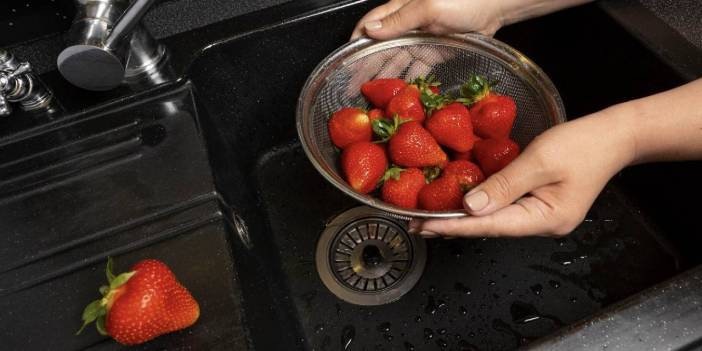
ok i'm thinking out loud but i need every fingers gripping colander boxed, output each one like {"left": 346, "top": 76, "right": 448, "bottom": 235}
{"left": 296, "top": 33, "right": 566, "bottom": 219}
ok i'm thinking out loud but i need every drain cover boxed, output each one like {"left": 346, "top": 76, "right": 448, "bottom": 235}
{"left": 316, "top": 206, "right": 426, "bottom": 305}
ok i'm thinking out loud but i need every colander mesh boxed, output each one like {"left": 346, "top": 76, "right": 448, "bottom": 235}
{"left": 299, "top": 35, "right": 564, "bottom": 218}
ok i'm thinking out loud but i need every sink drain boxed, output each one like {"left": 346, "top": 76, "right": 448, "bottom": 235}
{"left": 316, "top": 206, "right": 426, "bottom": 305}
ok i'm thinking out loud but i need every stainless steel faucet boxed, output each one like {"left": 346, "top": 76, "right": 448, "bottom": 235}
{"left": 0, "top": 50, "right": 54, "bottom": 117}
{"left": 57, "top": 0, "right": 167, "bottom": 91}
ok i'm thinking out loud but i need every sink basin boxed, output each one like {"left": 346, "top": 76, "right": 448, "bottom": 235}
{"left": 1, "top": 1, "right": 700, "bottom": 350}
{"left": 186, "top": 2, "right": 699, "bottom": 350}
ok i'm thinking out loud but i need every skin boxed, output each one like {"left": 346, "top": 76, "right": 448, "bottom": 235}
{"left": 352, "top": 0, "right": 702, "bottom": 238}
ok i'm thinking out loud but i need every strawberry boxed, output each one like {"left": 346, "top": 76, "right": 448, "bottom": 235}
{"left": 381, "top": 167, "right": 426, "bottom": 209}
{"left": 77, "top": 258, "right": 199, "bottom": 346}
{"left": 470, "top": 94, "right": 517, "bottom": 139}
{"left": 425, "top": 102, "right": 477, "bottom": 153}
{"left": 429, "top": 86, "right": 440, "bottom": 95}
{"left": 386, "top": 85, "right": 426, "bottom": 123}
{"left": 387, "top": 121, "right": 448, "bottom": 168}
{"left": 328, "top": 107, "right": 372, "bottom": 149}
{"left": 452, "top": 150, "right": 473, "bottom": 161}
{"left": 368, "top": 108, "right": 385, "bottom": 123}
{"left": 459, "top": 74, "right": 517, "bottom": 139}
{"left": 473, "top": 138, "right": 521, "bottom": 176}
{"left": 361, "top": 78, "right": 407, "bottom": 108}
{"left": 418, "top": 175, "right": 465, "bottom": 211}
{"left": 443, "top": 160, "right": 485, "bottom": 190}
{"left": 341, "top": 141, "right": 388, "bottom": 194}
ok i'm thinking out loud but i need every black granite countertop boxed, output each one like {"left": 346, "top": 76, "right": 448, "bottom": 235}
{"left": 599, "top": 0, "right": 702, "bottom": 80}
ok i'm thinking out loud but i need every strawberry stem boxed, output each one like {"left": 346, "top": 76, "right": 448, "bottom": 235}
{"left": 458, "top": 74, "right": 492, "bottom": 105}
{"left": 382, "top": 166, "right": 405, "bottom": 182}
{"left": 76, "top": 257, "right": 135, "bottom": 336}
{"left": 423, "top": 167, "right": 442, "bottom": 183}
{"left": 372, "top": 114, "right": 408, "bottom": 143}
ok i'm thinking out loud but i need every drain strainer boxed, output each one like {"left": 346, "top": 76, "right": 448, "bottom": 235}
{"left": 316, "top": 206, "right": 426, "bottom": 305}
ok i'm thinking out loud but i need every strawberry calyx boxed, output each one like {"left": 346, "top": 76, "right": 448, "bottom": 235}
{"left": 382, "top": 166, "right": 405, "bottom": 182}
{"left": 456, "top": 74, "right": 493, "bottom": 105}
{"left": 413, "top": 75, "right": 451, "bottom": 115}
{"left": 76, "top": 257, "right": 135, "bottom": 336}
{"left": 372, "top": 114, "right": 408, "bottom": 143}
{"left": 422, "top": 166, "right": 442, "bottom": 183}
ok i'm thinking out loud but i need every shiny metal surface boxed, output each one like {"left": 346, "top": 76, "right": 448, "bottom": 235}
{"left": 297, "top": 33, "right": 566, "bottom": 219}
{"left": 316, "top": 206, "right": 426, "bottom": 305}
{"left": 58, "top": 0, "right": 167, "bottom": 91}
{"left": 0, "top": 50, "right": 54, "bottom": 116}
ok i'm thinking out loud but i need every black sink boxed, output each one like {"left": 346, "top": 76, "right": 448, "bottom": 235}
{"left": 1, "top": 1, "right": 700, "bottom": 350}
{"left": 187, "top": 2, "right": 699, "bottom": 351}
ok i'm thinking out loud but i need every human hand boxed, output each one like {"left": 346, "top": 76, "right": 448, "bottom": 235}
{"left": 409, "top": 104, "right": 638, "bottom": 238}
{"left": 351, "top": 0, "right": 507, "bottom": 40}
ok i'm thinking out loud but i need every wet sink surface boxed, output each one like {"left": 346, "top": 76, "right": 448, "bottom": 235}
{"left": 188, "top": 2, "right": 699, "bottom": 350}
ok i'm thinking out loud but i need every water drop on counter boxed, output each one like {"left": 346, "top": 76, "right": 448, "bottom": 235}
{"left": 404, "top": 342, "right": 415, "bottom": 351}
{"left": 424, "top": 328, "right": 434, "bottom": 340}
{"left": 341, "top": 325, "right": 355, "bottom": 350}
{"left": 436, "top": 339, "right": 448, "bottom": 348}
{"left": 549, "top": 280, "right": 561, "bottom": 289}
{"left": 530, "top": 284, "right": 543, "bottom": 296}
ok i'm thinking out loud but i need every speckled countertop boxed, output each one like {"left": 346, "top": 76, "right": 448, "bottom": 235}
{"left": 600, "top": 0, "right": 702, "bottom": 80}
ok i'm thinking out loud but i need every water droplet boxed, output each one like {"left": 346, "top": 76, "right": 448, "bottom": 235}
{"left": 414, "top": 315, "right": 422, "bottom": 323}
{"left": 425, "top": 296, "right": 438, "bottom": 315}
{"left": 510, "top": 301, "right": 542, "bottom": 324}
{"left": 429, "top": 285, "right": 436, "bottom": 293}
{"left": 438, "top": 328, "right": 447, "bottom": 335}
{"left": 377, "top": 322, "right": 391, "bottom": 333}
{"left": 459, "top": 306, "right": 468, "bottom": 316}
{"left": 8, "top": 22, "right": 14, "bottom": 27}
{"left": 424, "top": 328, "right": 434, "bottom": 340}
{"left": 488, "top": 280, "right": 496, "bottom": 286}
{"left": 315, "top": 324, "right": 325, "bottom": 334}
{"left": 455, "top": 333, "right": 462, "bottom": 340}
{"left": 468, "top": 332, "right": 476, "bottom": 338}
{"left": 384, "top": 334, "right": 394, "bottom": 342}
{"left": 549, "top": 280, "right": 561, "bottom": 289}
{"left": 454, "top": 282, "right": 472, "bottom": 295}
{"left": 436, "top": 339, "right": 448, "bottom": 348}
{"left": 530, "top": 284, "right": 543, "bottom": 296}
{"left": 341, "top": 325, "right": 355, "bottom": 350}
{"left": 403, "top": 342, "right": 415, "bottom": 351}
{"left": 570, "top": 296, "right": 578, "bottom": 303}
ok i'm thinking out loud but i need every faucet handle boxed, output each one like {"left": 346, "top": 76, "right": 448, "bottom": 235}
{"left": 5, "top": 62, "right": 32, "bottom": 79}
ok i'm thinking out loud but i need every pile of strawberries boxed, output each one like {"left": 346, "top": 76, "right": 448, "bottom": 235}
{"left": 328, "top": 75, "right": 521, "bottom": 211}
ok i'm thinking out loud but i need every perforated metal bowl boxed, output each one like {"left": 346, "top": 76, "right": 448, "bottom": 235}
{"left": 296, "top": 33, "right": 566, "bottom": 219}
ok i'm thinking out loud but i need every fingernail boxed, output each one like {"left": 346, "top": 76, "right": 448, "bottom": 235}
{"left": 419, "top": 230, "right": 438, "bottom": 237}
{"left": 364, "top": 20, "right": 382, "bottom": 31}
{"left": 465, "top": 191, "right": 489, "bottom": 211}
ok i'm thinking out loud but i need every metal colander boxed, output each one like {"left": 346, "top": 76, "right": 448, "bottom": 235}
{"left": 296, "top": 33, "right": 566, "bottom": 219}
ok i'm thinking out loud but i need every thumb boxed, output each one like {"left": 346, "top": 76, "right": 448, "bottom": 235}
{"left": 364, "top": 0, "right": 429, "bottom": 40}
{"left": 463, "top": 153, "right": 554, "bottom": 216}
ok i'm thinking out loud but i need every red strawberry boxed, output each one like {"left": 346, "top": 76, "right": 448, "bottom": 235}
{"left": 452, "top": 150, "right": 473, "bottom": 161}
{"left": 425, "top": 102, "right": 477, "bottom": 153}
{"left": 368, "top": 108, "right": 385, "bottom": 123}
{"left": 418, "top": 175, "right": 465, "bottom": 211}
{"left": 77, "top": 258, "right": 200, "bottom": 345}
{"left": 429, "top": 86, "right": 440, "bottom": 95}
{"left": 388, "top": 121, "right": 447, "bottom": 168}
{"left": 470, "top": 94, "right": 517, "bottom": 139}
{"left": 473, "top": 138, "right": 521, "bottom": 176}
{"left": 341, "top": 141, "right": 388, "bottom": 194}
{"left": 443, "top": 160, "right": 485, "bottom": 190}
{"left": 381, "top": 167, "right": 426, "bottom": 209}
{"left": 361, "top": 78, "right": 407, "bottom": 108}
{"left": 386, "top": 85, "right": 426, "bottom": 123}
{"left": 328, "top": 107, "right": 372, "bottom": 149}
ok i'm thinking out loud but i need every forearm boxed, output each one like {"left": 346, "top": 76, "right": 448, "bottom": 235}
{"left": 499, "top": 0, "right": 595, "bottom": 26}
{"left": 611, "top": 78, "right": 702, "bottom": 164}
